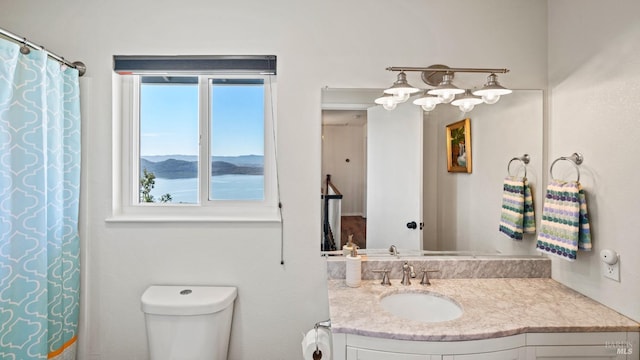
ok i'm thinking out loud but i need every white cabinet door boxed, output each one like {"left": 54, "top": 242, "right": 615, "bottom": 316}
{"left": 348, "top": 347, "right": 431, "bottom": 360}
{"left": 444, "top": 347, "right": 524, "bottom": 359}
{"left": 526, "top": 345, "right": 626, "bottom": 359}
{"left": 341, "top": 333, "right": 637, "bottom": 360}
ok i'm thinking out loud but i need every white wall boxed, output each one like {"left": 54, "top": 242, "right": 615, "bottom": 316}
{"left": 548, "top": 0, "right": 640, "bottom": 321}
{"left": 321, "top": 124, "right": 366, "bottom": 216}
{"left": 0, "top": 0, "right": 548, "bottom": 358}
{"left": 423, "top": 91, "right": 544, "bottom": 254}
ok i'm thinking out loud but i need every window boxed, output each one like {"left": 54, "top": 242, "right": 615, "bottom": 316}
{"left": 209, "top": 78, "right": 265, "bottom": 201}
{"left": 139, "top": 76, "right": 199, "bottom": 204}
{"left": 111, "top": 56, "right": 278, "bottom": 221}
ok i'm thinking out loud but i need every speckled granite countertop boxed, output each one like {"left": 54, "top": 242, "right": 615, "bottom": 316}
{"left": 328, "top": 278, "right": 640, "bottom": 341}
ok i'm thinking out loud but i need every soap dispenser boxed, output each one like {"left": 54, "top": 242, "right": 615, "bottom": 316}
{"left": 345, "top": 245, "right": 362, "bottom": 288}
{"left": 343, "top": 234, "right": 355, "bottom": 256}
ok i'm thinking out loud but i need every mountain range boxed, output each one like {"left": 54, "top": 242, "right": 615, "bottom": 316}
{"left": 140, "top": 155, "right": 263, "bottom": 179}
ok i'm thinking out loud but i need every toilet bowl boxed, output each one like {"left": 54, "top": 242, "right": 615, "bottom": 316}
{"left": 141, "top": 285, "right": 237, "bottom": 360}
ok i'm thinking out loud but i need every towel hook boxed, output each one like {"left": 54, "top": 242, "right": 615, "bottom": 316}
{"left": 507, "top": 154, "right": 530, "bottom": 178}
{"left": 550, "top": 152, "right": 583, "bottom": 182}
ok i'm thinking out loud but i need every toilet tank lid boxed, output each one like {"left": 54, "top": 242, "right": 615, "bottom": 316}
{"left": 141, "top": 286, "right": 237, "bottom": 315}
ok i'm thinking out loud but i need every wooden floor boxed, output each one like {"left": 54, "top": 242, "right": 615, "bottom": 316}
{"left": 341, "top": 216, "right": 367, "bottom": 249}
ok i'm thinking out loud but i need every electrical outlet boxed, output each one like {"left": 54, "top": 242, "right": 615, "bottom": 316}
{"left": 602, "top": 261, "right": 620, "bottom": 282}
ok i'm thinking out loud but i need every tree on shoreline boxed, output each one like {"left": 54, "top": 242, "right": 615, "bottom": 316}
{"left": 140, "top": 168, "right": 172, "bottom": 203}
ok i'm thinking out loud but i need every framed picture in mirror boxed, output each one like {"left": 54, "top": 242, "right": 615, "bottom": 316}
{"left": 446, "top": 118, "right": 472, "bottom": 173}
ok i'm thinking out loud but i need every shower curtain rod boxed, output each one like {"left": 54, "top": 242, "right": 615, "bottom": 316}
{"left": 0, "top": 27, "right": 86, "bottom": 76}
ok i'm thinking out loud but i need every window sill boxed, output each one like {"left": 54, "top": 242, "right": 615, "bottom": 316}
{"left": 105, "top": 212, "right": 282, "bottom": 224}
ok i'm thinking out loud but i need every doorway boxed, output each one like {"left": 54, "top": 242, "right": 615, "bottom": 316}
{"left": 321, "top": 110, "right": 367, "bottom": 249}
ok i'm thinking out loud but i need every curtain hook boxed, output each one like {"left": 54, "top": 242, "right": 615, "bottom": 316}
{"left": 60, "top": 57, "right": 68, "bottom": 71}
{"left": 19, "top": 37, "right": 30, "bottom": 55}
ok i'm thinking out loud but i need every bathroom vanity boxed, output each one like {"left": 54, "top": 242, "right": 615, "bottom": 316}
{"left": 326, "top": 257, "right": 639, "bottom": 360}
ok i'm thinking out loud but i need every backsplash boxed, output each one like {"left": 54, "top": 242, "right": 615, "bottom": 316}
{"left": 326, "top": 256, "right": 551, "bottom": 280}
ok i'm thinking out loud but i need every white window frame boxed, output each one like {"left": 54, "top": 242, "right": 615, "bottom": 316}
{"left": 109, "top": 73, "right": 280, "bottom": 222}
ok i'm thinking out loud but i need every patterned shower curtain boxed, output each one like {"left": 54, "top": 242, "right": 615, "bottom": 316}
{"left": 0, "top": 38, "right": 81, "bottom": 359}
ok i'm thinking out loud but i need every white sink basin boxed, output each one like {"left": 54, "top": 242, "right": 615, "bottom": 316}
{"left": 380, "top": 292, "right": 463, "bottom": 323}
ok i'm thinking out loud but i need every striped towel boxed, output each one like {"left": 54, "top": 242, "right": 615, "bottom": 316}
{"left": 499, "top": 177, "right": 536, "bottom": 240}
{"left": 536, "top": 180, "right": 591, "bottom": 261}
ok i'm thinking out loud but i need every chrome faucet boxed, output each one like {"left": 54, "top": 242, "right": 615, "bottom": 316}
{"left": 401, "top": 261, "right": 416, "bottom": 285}
{"left": 420, "top": 268, "right": 440, "bottom": 286}
{"left": 372, "top": 269, "right": 392, "bottom": 286}
{"left": 389, "top": 245, "right": 399, "bottom": 257}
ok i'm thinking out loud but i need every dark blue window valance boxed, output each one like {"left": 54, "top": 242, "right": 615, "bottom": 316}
{"left": 113, "top": 55, "right": 276, "bottom": 75}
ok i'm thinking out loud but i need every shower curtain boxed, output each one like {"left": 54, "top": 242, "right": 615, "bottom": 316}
{"left": 0, "top": 38, "right": 81, "bottom": 359}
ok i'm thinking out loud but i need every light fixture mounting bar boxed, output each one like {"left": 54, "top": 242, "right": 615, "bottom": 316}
{"left": 386, "top": 66, "right": 509, "bottom": 74}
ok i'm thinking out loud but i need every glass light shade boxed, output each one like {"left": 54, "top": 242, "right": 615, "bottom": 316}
{"left": 375, "top": 93, "right": 398, "bottom": 111}
{"left": 392, "top": 92, "right": 410, "bottom": 103}
{"left": 481, "top": 93, "right": 500, "bottom": 104}
{"left": 451, "top": 90, "right": 483, "bottom": 106}
{"left": 426, "top": 73, "right": 465, "bottom": 98}
{"left": 472, "top": 74, "right": 512, "bottom": 104}
{"left": 413, "top": 93, "right": 442, "bottom": 112}
{"left": 458, "top": 103, "right": 475, "bottom": 113}
{"left": 437, "top": 93, "right": 456, "bottom": 104}
{"left": 383, "top": 71, "right": 421, "bottom": 97}
{"left": 473, "top": 86, "right": 512, "bottom": 96}
{"left": 383, "top": 102, "right": 397, "bottom": 111}
{"left": 451, "top": 90, "right": 483, "bottom": 113}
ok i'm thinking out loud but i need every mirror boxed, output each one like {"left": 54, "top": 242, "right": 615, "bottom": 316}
{"left": 321, "top": 88, "right": 543, "bottom": 255}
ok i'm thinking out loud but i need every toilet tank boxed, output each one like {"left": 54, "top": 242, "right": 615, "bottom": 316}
{"left": 141, "top": 286, "right": 237, "bottom": 360}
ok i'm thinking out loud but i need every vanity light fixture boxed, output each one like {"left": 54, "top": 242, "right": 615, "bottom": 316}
{"left": 381, "top": 65, "right": 511, "bottom": 112}
{"left": 426, "top": 73, "right": 464, "bottom": 104}
{"left": 383, "top": 71, "right": 422, "bottom": 103}
{"left": 472, "top": 73, "right": 513, "bottom": 104}
{"left": 412, "top": 91, "right": 442, "bottom": 112}
{"left": 451, "top": 89, "right": 483, "bottom": 113}
{"left": 374, "top": 93, "right": 399, "bottom": 110}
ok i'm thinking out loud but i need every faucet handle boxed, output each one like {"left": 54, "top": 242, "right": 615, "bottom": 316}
{"left": 420, "top": 269, "right": 440, "bottom": 285}
{"left": 373, "top": 269, "right": 391, "bottom": 286}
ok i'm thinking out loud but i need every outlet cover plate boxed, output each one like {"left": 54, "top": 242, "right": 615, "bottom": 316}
{"left": 602, "top": 260, "right": 620, "bottom": 282}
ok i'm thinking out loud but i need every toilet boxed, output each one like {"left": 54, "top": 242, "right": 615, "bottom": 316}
{"left": 141, "top": 285, "right": 237, "bottom": 360}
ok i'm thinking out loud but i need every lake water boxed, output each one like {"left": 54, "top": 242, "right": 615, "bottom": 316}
{"left": 150, "top": 175, "right": 264, "bottom": 203}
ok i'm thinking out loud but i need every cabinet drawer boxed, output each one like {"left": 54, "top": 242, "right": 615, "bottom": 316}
{"left": 445, "top": 347, "right": 523, "bottom": 360}
{"left": 347, "top": 347, "right": 430, "bottom": 360}
{"left": 527, "top": 345, "right": 627, "bottom": 359}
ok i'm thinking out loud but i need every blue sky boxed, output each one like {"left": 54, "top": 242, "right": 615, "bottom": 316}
{"left": 140, "top": 82, "right": 264, "bottom": 157}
